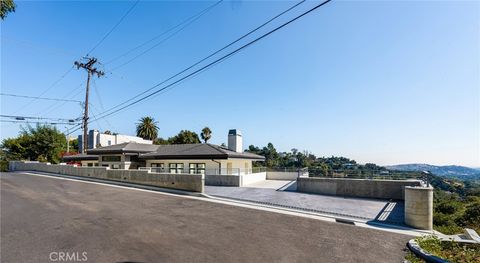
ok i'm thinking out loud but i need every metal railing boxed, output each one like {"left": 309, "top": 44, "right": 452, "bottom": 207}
{"left": 266, "top": 167, "right": 309, "bottom": 178}
{"left": 138, "top": 167, "right": 267, "bottom": 176}
{"left": 306, "top": 168, "right": 423, "bottom": 180}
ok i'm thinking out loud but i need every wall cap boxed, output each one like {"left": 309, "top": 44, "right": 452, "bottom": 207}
{"left": 405, "top": 186, "right": 433, "bottom": 191}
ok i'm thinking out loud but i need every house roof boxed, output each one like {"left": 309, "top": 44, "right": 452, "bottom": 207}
{"left": 139, "top": 143, "right": 265, "bottom": 160}
{"left": 85, "top": 142, "right": 265, "bottom": 160}
{"left": 86, "top": 142, "right": 159, "bottom": 155}
{"left": 62, "top": 154, "right": 99, "bottom": 161}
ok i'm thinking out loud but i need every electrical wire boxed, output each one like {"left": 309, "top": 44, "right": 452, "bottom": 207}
{"left": 66, "top": 0, "right": 332, "bottom": 135}
{"left": 108, "top": 0, "right": 224, "bottom": 70}
{"left": 106, "top": 0, "right": 223, "bottom": 66}
{"left": 86, "top": 0, "right": 140, "bottom": 56}
{"left": 42, "top": 84, "right": 84, "bottom": 116}
{"left": 0, "top": 114, "right": 82, "bottom": 122}
{"left": 0, "top": 92, "right": 81, "bottom": 103}
{"left": 94, "top": 0, "right": 307, "bottom": 121}
{"left": 0, "top": 120, "right": 81, "bottom": 125}
{"left": 11, "top": 66, "right": 74, "bottom": 114}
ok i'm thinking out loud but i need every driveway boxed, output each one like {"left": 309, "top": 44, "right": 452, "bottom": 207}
{"left": 205, "top": 180, "right": 405, "bottom": 224}
{"left": 1, "top": 172, "right": 410, "bottom": 263}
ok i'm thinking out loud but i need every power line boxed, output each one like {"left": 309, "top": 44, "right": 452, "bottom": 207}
{"left": 106, "top": 0, "right": 223, "bottom": 65}
{"left": 67, "top": 0, "right": 332, "bottom": 135}
{"left": 0, "top": 120, "right": 81, "bottom": 126}
{"left": 42, "top": 83, "right": 84, "bottom": 116}
{"left": 0, "top": 92, "right": 82, "bottom": 103}
{"left": 86, "top": 0, "right": 140, "bottom": 56}
{"left": 107, "top": 0, "right": 224, "bottom": 70}
{"left": 92, "top": 79, "right": 105, "bottom": 111}
{"left": 88, "top": 106, "right": 104, "bottom": 132}
{"left": 96, "top": 0, "right": 306, "bottom": 121}
{"left": 11, "top": 66, "right": 74, "bottom": 114}
{"left": 2, "top": 36, "right": 78, "bottom": 57}
{"left": 0, "top": 114, "right": 82, "bottom": 122}
{"left": 89, "top": 102, "right": 116, "bottom": 132}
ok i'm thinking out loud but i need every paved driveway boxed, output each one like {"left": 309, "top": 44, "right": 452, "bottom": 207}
{"left": 1, "top": 172, "right": 410, "bottom": 263}
{"left": 205, "top": 181, "right": 404, "bottom": 224}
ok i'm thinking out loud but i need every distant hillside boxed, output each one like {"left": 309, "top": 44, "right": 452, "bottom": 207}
{"left": 386, "top": 164, "right": 480, "bottom": 180}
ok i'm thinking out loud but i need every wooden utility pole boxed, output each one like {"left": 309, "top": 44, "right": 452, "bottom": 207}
{"left": 74, "top": 57, "right": 104, "bottom": 153}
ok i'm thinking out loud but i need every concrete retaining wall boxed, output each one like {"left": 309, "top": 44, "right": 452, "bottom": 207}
{"left": 241, "top": 172, "right": 267, "bottom": 186}
{"left": 404, "top": 186, "right": 433, "bottom": 230}
{"left": 266, "top": 171, "right": 298, "bottom": 180}
{"left": 9, "top": 161, "right": 204, "bottom": 193}
{"left": 297, "top": 177, "right": 422, "bottom": 200}
{"left": 205, "top": 172, "right": 267, "bottom": 187}
{"left": 205, "top": 174, "right": 240, "bottom": 186}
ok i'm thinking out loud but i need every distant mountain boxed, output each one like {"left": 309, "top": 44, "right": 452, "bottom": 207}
{"left": 386, "top": 164, "right": 480, "bottom": 181}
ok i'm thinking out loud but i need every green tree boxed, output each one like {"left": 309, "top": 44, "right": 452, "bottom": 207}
{"left": 169, "top": 130, "right": 200, "bottom": 144}
{"left": 136, "top": 116, "right": 159, "bottom": 140}
{"left": 153, "top": 137, "right": 170, "bottom": 145}
{"left": 460, "top": 202, "right": 480, "bottom": 227}
{"left": 69, "top": 138, "right": 79, "bottom": 152}
{"left": 1, "top": 124, "right": 66, "bottom": 163}
{"left": 262, "top": 143, "right": 279, "bottom": 168}
{"left": 1, "top": 0, "right": 15, "bottom": 20}
{"left": 1, "top": 135, "right": 28, "bottom": 160}
{"left": 200, "top": 127, "right": 212, "bottom": 143}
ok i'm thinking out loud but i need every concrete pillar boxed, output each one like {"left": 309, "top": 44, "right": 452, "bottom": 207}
{"left": 404, "top": 186, "right": 433, "bottom": 230}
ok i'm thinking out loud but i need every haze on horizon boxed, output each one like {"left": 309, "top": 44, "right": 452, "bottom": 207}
{"left": 1, "top": 1, "right": 478, "bottom": 167}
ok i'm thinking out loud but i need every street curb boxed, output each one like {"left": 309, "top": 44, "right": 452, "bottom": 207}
{"left": 13, "top": 171, "right": 204, "bottom": 197}
{"left": 407, "top": 239, "right": 449, "bottom": 263}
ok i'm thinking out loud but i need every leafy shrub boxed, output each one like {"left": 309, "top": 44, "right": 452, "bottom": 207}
{"left": 434, "top": 212, "right": 455, "bottom": 226}
{"left": 0, "top": 160, "right": 8, "bottom": 172}
{"left": 455, "top": 202, "right": 480, "bottom": 232}
{"left": 436, "top": 201, "right": 461, "bottom": 214}
{"left": 415, "top": 235, "right": 480, "bottom": 263}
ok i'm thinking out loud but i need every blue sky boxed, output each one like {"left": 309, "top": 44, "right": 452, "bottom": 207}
{"left": 1, "top": 0, "right": 479, "bottom": 167}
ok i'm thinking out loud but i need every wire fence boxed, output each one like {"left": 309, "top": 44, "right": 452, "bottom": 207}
{"left": 138, "top": 166, "right": 425, "bottom": 181}
{"left": 306, "top": 168, "right": 424, "bottom": 181}
{"left": 138, "top": 167, "right": 267, "bottom": 176}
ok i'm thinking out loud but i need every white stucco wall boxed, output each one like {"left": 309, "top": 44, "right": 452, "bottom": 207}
{"left": 97, "top": 133, "right": 152, "bottom": 147}
{"left": 241, "top": 172, "right": 267, "bottom": 186}
{"left": 81, "top": 160, "right": 98, "bottom": 167}
{"left": 146, "top": 159, "right": 221, "bottom": 173}
{"left": 98, "top": 154, "right": 129, "bottom": 170}
{"left": 219, "top": 159, "right": 253, "bottom": 175}
{"left": 145, "top": 158, "right": 254, "bottom": 175}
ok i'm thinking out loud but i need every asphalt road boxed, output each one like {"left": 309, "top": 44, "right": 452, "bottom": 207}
{"left": 1, "top": 172, "right": 411, "bottom": 263}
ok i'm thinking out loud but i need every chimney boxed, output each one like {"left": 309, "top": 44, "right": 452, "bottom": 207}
{"left": 228, "top": 129, "right": 243, "bottom": 152}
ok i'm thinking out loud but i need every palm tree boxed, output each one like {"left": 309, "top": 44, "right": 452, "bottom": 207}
{"left": 136, "top": 116, "right": 159, "bottom": 140}
{"left": 200, "top": 127, "right": 212, "bottom": 143}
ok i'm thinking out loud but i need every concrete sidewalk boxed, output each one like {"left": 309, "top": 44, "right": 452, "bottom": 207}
{"left": 205, "top": 185, "right": 405, "bottom": 224}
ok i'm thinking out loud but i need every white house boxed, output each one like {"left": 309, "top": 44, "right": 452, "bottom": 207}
{"left": 78, "top": 130, "right": 152, "bottom": 153}
{"left": 68, "top": 129, "right": 265, "bottom": 174}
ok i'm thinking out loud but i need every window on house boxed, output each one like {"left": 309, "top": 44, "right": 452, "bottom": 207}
{"left": 87, "top": 163, "right": 93, "bottom": 167}
{"left": 189, "top": 163, "right": 206, "bottom": 174}
{"left": 102, "top": 156, "right": 121, "bottom": 162}
{"left": 151, "top": 163, "right": 165, "bottom": 173}
{"left": 111, "top": 164, "right": 120, "bottom": 169}
{"left": 108, "top": 140, "right": 112, "bottom": 146}
{"left": 169, "top": 163, "right": 184, "bottom": 174}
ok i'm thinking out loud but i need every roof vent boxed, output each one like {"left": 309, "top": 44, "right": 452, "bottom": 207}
{"left": 228, "top": 129, "right": 243, "bottom": 152}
